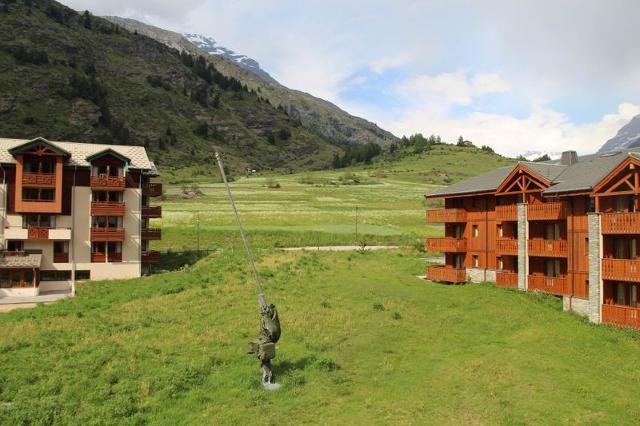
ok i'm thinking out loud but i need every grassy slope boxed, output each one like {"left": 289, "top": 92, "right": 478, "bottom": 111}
{"left": 152, "top": 145, "right": 515, "bottom": 252}
{"left": 0, "top": 1, "right": 338, "bottom": 171}
{"left": 1, "top": 250, "right": 639, "bottom": 424}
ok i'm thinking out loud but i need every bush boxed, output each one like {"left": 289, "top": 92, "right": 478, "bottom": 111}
{"left": 264, "top": 178, "right": 281, "bottom": 189}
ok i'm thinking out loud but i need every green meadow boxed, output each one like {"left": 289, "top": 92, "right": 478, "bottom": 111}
{"left": 153, "top": 145, "right": 514, "bottom": 254}
{"left": 2, "top": 250, "right": 640, "bottom": 424}
{"left": 3, "top": 145, "right": 640, "bottom": 424}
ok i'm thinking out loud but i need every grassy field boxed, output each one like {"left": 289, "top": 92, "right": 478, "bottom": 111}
{"left": 152, "top": 145, "right": 514, "bottom": 256}
{"left": 1, "top": 250, "right": 640, "bottom": 424}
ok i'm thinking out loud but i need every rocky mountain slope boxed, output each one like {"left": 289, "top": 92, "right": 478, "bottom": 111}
{"left": 598, "top": 114, "right": 640, "bottom": 153}
{"left": 103, "top": 16, "right": 398, "bottom": 149}
{"left": 183, "top": 33, "right": 277, "bottom": 84}
{"left": 0, "top": 1, "right": 341, "bottom": 172}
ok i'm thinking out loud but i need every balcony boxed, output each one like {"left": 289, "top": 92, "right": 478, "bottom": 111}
{"left": 142, "top": 250, "right": 161, "bottom": 264}
{"left": 602, "top": 304, "right": 640, "bottom": 329}
{"left": 142, "top": 206, "right": 162, "bottom": 218}
{"left": 22, "top": 172, "right": 56, "bottom": 188}
{"left": 91, "top": 201, "right": 125, "bottom": 216}
{"left": 53, "top": 253, "right": 69, "bottom": 263}
{"left": 496, "top": 238, "right": 518, "bottom": 255}
{"left": 426, "top": 266, "right": 466, "bottom": 283}
{"left": 90, "top": 227, "right": 125, "bottom": 242}
{"left": 527, "top": 202, "right": 566, "bottom": 221}
{"left": 90, "top": 175, "right": 126, "bottom": 190}
{"left": 28, "top": 227, "right": 49, "bottom": 240}
{"left": 143, "top": 182, "right": 163, "bottom": 197}
{"left": 528, "top": 275, "right": 569, "bottom": 296}
{"left": 142, "top": 227, "right": 161, "bottom": 240}
{"left": 426, "top": 237, "right": 466, "bottom": 253}
{"left": 528, "top": 239, "right": 567, "bottom": 257}
{"left": 496, "top": 204, "right": 518, "bottom": 222}
{"left": 496, "top": 271, "right": 518, "bottom": 288}
{"left": 601, "top": 258, "right": 640, "bottom": 282}
{"left": 601, "top": 212, "right": 640, "bottom": 234}
{"left": 91, "top": 252, "right": 122, "bottom": 263}
{"left": 426, "top": 208, "right": 466, "bottom": 223}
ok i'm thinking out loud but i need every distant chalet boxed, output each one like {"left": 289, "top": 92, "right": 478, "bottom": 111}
{"left": 0, "top": 137, "right": 162, "bottom": 298}
{"left": 425, "top": 149, "right": 640, "bottom": 330}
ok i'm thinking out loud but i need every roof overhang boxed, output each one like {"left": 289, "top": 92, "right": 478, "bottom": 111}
{"left": 8, "top": 137, "right": 70, "bottom": 159}
{"left": 85, "top": 148, "right": 131, "bottom": 165}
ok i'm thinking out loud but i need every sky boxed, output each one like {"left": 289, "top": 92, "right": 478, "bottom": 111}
{"left": 62, "top": 0, "right": 640, "bottom": 156}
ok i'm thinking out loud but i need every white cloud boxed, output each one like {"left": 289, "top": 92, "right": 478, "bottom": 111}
{"left": 394, "top": 71, "right": 510, "bottom": 108}
{"left": 386, "top": 102, "right": 640, "bottom": 156}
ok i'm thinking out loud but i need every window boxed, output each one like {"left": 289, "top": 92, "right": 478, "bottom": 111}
{"left": 92, "top": 216, "right": 122, "bottom": 229}
{"left": 472, "top": 255, "right": 479, "bottom": 268}
{"left": 455, "top": 254, "right": 464, "bottom": 269}
{"left": 92, "top": 191, "right": 122, "bottom": 202}
{"left": 40, "top": 270, "right": 72, "bottom": 281}
{"left": 498, "top": 257, "right": 504, "bottom": 271}
{"left": 497, "top": 224, "right": 503, "bottom": 238}
{"left": 22, "top": 188, "right": 55, "bottom": 202}
{"left": 75, "top": 270, "right": 91, "bottom": 281}
{"left": 545, "top": 259, "right": 561, "bottom": 277}
{"left": 472, "top": 225, "right": 479, "bottom": 238}
{"left": 6, "top": 240, "right": 23, "bottom": 252}
{"left": 24, "top": 159, "right": 55, "bottom": 173}
{"left": 24, "top": 215, "right": 55, "bottom": 228}
{"left": 544, "top": 223, "right": 560, "bottom": 240}
{"left": 631, "top": 285, "right": 638, "bottom": 308}
{"left": 616, "top": 283, "right": 626, "bottom": 305}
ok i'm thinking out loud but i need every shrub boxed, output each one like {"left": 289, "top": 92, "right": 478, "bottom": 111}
{"left": 264, "top": 178, "right": 281, "bottom": 189}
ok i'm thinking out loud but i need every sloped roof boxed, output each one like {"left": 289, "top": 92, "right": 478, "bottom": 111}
{"left": 0, "top": 138, "right": 155, "bottom": 172}
{"left": 0, "top": 254, "right": 42, "bottom": 269}
{"left": 426, "top": 149, "right": 640, "bottom": 198}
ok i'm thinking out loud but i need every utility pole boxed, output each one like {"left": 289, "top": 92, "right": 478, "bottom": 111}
{"left": 355, "top": 206, "right": 358, "bottom": 242}
{"left": 196, "top": 211, "right": 200, "bottom": 253}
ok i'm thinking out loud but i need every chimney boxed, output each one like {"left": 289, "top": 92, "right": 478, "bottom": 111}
{"left": 560, "top": 150, "right": 578, "bottom": 166}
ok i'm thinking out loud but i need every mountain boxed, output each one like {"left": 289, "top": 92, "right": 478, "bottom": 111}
{"left": 182, "top": 33, "right": 277, "bottom": 84}
{"left": 0, "top": 1, "right": 341, "bottom": 172}
{"left": 598, "top": 114, "right": 640, "bottom": 153}
{"left": 103, "top": 17, "right": 398, "bottom": 149}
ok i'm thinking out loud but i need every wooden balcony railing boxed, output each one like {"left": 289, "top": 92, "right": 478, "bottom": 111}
{"left": 527, "top": 202, "right": 566, "bottom": 221}
{"left": 91, "top": 201, "right": 125, "bottom": 216}
{"left": 142, "top": 250, "right": 161, "bottom": 264}
{"left": 143, "top": 182, "right": 163, "bottom": 197}
{"left": 90, "top": 175, "right": 126, "bottom": 190}
{"left": 601, "top": 212, "right": 640, "bottom": 234}
{"left": 53, "top": 253, "right": 69, "bottom": 263}
{"left": 496, "top": 271, "right": 518, "bottom": 288}
{"left": 142, "top": 228, "right": 162, "bottom": 240}
{"left": 426, "top": 208, "right": 466, "bottom": 223}
{"left": 496, "top": 204, "right": 518, "bottom": 222}
{"left": 528, "top": 239, "right": 567, "bottom": 257}
{"left": 22, "top": 172, "right": 56, "bottom": 187}
{"left": 426, "top": 237, "right": 466, "bottom": 253}
{"left": 496, "top": 238, "right": 518, "bottom": 255}
{"left": 142, "top": 206, "right": 162, "bottom": 218}
{"left": 426, "top": 266, "right": 466, "bottom": 283}
{"left": 91, "top": 252, "right": 123, "bottom": 263}
{"left": 90, "top": 227, "right": 125, "bottom": 242}
{"left": 528, "top": 275, "right": 569, "bottom": 296}
{"left": 3, "top": 251, "right": 27, "bottom": 257}
{"left": 27, "top": 227, "right": 49, "bottom": 240}
{"left": 602, "top": 304, "right": 640, "bottom": 329}
{"left": 601, "top": 258, "right": 640, "bottom": 282}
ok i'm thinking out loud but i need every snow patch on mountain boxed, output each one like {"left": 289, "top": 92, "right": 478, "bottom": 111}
{"left": 183, "top": 33, "right": 277, "bottom": 83}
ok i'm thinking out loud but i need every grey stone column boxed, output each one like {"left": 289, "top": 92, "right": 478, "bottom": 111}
{"left": 517, "top": 203, "right": 528, "bottom": 290}
{"left": 588, "top": 213, "right": 602, "bottom": 323}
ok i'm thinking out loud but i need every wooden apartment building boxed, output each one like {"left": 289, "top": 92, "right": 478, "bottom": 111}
{"left": 0, "top": 137, "right": 162, "bottom": 298}
{"left": 425, "top": 149, "right": 640, "bottom": 330}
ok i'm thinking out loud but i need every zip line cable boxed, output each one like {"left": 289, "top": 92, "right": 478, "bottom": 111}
{"left": 214, "top": 152, "right": 266, "bottom": 306}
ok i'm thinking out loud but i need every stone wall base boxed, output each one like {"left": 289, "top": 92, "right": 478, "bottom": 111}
{"left": 466, "top": 268, "right": 496, "bottom": 283}
{"left": 563, "top": 296, "right": 590, "bottom": 318}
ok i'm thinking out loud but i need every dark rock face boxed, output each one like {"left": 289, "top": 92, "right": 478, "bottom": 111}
{"left": 598, "top": 114, "right": 640, "bottom": 153}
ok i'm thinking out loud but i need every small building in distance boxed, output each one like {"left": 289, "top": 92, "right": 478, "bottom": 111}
{"left": 0, "top": 137, "right": 162, "bottom": 298}
{"left": 425, "top": 149, "right": 640, "bottom": 330}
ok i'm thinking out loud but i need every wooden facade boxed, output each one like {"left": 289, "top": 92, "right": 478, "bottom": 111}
{"left": 425, "top": 154, "right": 640, "bottom": 330}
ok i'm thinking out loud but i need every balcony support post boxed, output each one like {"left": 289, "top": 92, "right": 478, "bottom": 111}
{"left": 517, "top": 203, "right": 528, "bottom": 291}
{"left": 588, "top": 212, "right": 602, "bottom": 324}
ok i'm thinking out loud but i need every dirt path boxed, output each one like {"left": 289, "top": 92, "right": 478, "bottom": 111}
{"left": 280, "top": 245, "right": 401, "bottom": 252}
